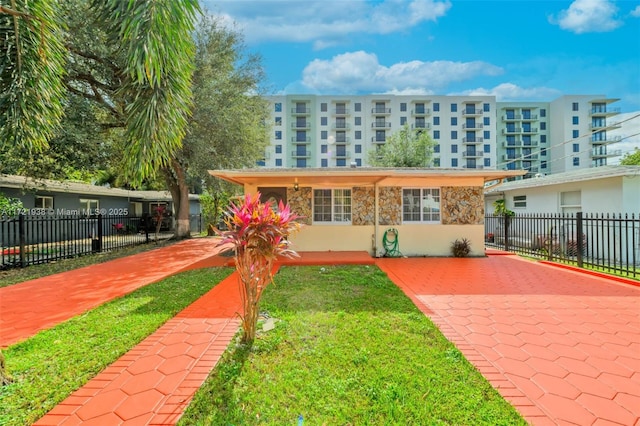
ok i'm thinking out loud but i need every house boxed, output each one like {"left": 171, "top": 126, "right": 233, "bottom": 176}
{"left": 208, "top": 167, "right": 524, "bottom": 257}
{"left": 484, "top": 165, "right": 640, "bottom": 215}
{"left": 0, "top": 174, "right": 202, "bottom": 227}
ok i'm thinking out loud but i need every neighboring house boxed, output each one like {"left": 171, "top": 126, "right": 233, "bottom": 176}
{"left": 209, "top": 167, "right": 524, "bottom": 257}
{"left": 485, "top": 165, "right": 640, "bottom": 215}
{"left": 0, "top": 174, "right": 201, "bottom": 224}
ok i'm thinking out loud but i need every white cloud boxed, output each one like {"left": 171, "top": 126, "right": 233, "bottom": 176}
{"left": 549, "top": 0, "right": 623, "bottom": 34}
{"left": 452, "top": 83, "right": 562, "bottom": 101}
{"left": 630, "top": 5, "right": 640, "bottom": 18}
{"left": 300, "top": 51, "right": 503, "bottom": 93}
{"left": 206, "top": 0, "right": 451, "bottom": 48}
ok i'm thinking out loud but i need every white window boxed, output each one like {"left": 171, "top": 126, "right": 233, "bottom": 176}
{"left": 80, "top": 199, "right": 99, "bottom": 214}
{"left": 313, "top": 189, "right": 351, "bottom": 223}
{"left": 403, "top": 188, "right": 440, "bottom": 223}
{"left": 560, "top": 191, "right": 581, "bottom": 214}
{"left": 35, "top": 195, "right": 54, "bottom": 209}
{"left": 513, "top": 195, "right": 526, "bottom": 208}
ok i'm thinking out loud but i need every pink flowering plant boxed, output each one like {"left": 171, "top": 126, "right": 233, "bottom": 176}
{"left": 218, "top": 192, "right": 301, "bottom": 343}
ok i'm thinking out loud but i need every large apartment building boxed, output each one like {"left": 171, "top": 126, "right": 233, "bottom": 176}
{"left": 261, "top": 94, "right": 620, "bottom": 178}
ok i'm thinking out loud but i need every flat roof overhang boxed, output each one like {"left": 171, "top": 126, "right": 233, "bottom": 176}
{"left": 208, "top": 167, "right": 526, "bottom": 188}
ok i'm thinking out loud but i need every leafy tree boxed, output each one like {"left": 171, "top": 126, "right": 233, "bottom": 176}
{"left": 1, "top": 0, "right": 199, "bottom": 183}
{"left": 0, "top": 193, "right": 24, "bottom": 217}
{"left": 368, "top": 124, "right": 435, "bottom": 167}
{"left": 162, "top": 15, "right": 270, "bottom": 238}
{"left": 620, "top": 148, "right": 640, "bottom": 165}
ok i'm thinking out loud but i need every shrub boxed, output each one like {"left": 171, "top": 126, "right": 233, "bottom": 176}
{"left": 451, "top": 238, "right": 471, "bottom": 257}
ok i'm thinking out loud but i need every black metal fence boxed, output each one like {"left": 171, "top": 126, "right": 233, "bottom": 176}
{"left": 1, "top": 213, "right": 204, "bottom": 270}
{"left": 485, "top": 213, "right": 639, "bottom": 279}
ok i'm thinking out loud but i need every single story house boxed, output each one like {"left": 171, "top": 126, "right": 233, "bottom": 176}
{"left": 0, "top": 174, "right": 202, "bottom": 226}
{"left": 484, "top": 165, "right": 640, "bottom": 215}
{"left": 209, "top": 167, "right": 524, "bottom": 257}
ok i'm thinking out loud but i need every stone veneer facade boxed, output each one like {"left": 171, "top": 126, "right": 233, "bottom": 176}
{"left": 440, "top": 186, "right": 484, "bottom": 225}
{"left": 286, "top": 187, "right": 312, "bottom": 225}
{"left": 284, "top": 185, "right": 484, "bottom": 227}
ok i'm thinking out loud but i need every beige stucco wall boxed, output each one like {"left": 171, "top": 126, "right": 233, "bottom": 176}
{"left": 289, "top": 225, "right": 375, "bottom": 252}
{"left": 382, "top": 224, "right": 485, "bottom": 257}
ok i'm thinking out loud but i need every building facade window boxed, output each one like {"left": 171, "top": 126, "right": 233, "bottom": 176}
{"left": 275, "top": 117, "right": 281, "bottom": 126}
{"left": 484, "top": 130, "right": 490, "bottom": 139}
{"left": 313, "top": 189, "right": 351, "bottom": 223}
{"left": 400, "top": 117, "right": 407, "bottom": 125}
{"left": 275, "top": 159, "right": 282, "bottom": 167}
{"left": 573, "top": 143, "right": 579, "bottom": 152}
{"left": 402, "top": 188, "right": 440, "bottom": 223}
{"left": 275, "top": 145, "right": 282, "bottom": 154}
{"left": 354, "top": 103, "right": 361, "bottom": 112}
{"left": 434, "top": 144, "right": 440, "bottom": 153}
{"left": 484, "top": 144, "right": 491, "bottom": 153}
{"left": 573, "top": 157, "right": 580, "bottom": 166}
{"left": 451, "top": 117, "right": 457, "bottom": 126}
{"left": 80, "top": 199, "right": 99, "bottom": 214}
{"left": 433, "top": 130, "right": 440, "bottom": 139}
{"left": 321, "top": 159, "right": 328, "bottom": 167}
{"left": 513, "top": 195, "right": 526, "bottom": 208}
{"left": 355, "top": 144, "right": 362, "bottom": 154}
{"left": 450, "top": 103, "right": 457, "bottom": 112}
{"left": 321, "top": 117, "right": 327, "bottom": 126}
{"left": 572, "top": 116, "right": 579, "bottom": 125}
{"left": 451, "top": 144, "right": 458, "bottom": 153}
{"left": 451, "top": 131, "right": 458, "bottom": 140}
{"left": 275, "top": 131, "right": 281, "bottom": 140}
{"left": 321, "top": 145, "right": 327, "bottom": 154}
{"left": 540, "top": 122, "right": 546, "bottom": 130}
{"left": 355, "top": 131, "right": 362, "bottom": 140}
{"left": 321, "top": 131, "right": 328, "bottom": 139}
{"left": 433, "top": 103, "right": 439, "bottom": 112}
{"left": 484, "top": 158, "right": 491, "bottom": 167}
{"left": 274, "top": 102, "right": 281, "bottom": 112}
{"left": 484, "top": 117, "right": 490, "bottom": 126}
{"left": 451, "top": 158, "right": 458, "bottom": 167}
{"left": 355, "top": 117, "right": 361, "bottom": 125}
{"left": 572, "top": 130, "right": 579, "bottom": 138}
{"left": 355, "top": 158, "right": 362, "bottom": 166}
{"left": 541, "top": 135, "right": 547, "bottom": 143}
{"left": 433, "top": 116, "right": 440, "bottom": 125}
{"left": 321, "top": 103, "right": 328, "bottom": 112}
{"left": 400, "top": 103, "right": 407, "bottom": 112}
{"left": 35, "top": 195, "right": 54, "bottom": 210}
{"left": 540, "top": 109, "right": 546, "bottom": 117}
{"left": 483, "top": 103, "right": 490, "bottom": 112}
{"left": 572, "top": 102, "right": 579, "bottom": 111}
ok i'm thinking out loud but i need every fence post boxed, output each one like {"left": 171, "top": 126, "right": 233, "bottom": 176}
{"left": 576, "top": 212, "right": 584, "bottom": 267}
{"left": 19, "top": 214, "right": 26, "bottom": 268}
{"left": 504, "top": 215, "right": 510, "bottom": 252}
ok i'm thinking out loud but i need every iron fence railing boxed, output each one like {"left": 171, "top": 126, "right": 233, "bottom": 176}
{"left": 1, "top": 214, "right": 204, "bottom": 270}
{"left": 485, "top": 213, "right": 639, "bottom": 279}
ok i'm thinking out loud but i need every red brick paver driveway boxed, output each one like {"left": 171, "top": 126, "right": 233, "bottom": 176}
{"left": 377, "top": 254, "right": 640, "bottom": 426}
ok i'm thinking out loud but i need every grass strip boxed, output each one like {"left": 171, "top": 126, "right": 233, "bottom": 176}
{"left": 0, "top": 267, "right": 232, "bottom": 426}
{"left": 180, "top": 265, "right": 526, "bottom": 425}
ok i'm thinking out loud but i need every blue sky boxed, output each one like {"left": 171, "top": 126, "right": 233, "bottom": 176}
{"left": 203, "top": 0, "right": 640, "bottom": 156}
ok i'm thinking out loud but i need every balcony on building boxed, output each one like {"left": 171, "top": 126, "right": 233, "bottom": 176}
{"left": 291, "top": 150, "right": 311, "bottom": 158}
{"left": 371, "top": 136, "right": 386, "bottom": 144}
{"left": 589, "top": 98, "right": 621, "bottom": 117}
{"left": 332, "top": 122, "right": 350, "bottom": 130}
{"left": 462, "top": 122, "right": 484, "bottom": 130}
{"left": 291, "top": 121, "right": 311, "bottom": 129}
{"left": 291, "top": 106, "right": 311, "bottom": 115}
{"left": 462, "top": 108, "right": 483, "bottom": 117}
{"left": 589, "top": 121, "right": 621, "bottom": 131}
{"left": 502, "top": 139, "right": 539, "bottom": 147}
{"left": 371, "top": 121, "right": 392, "bottom": 129}
{"left": 334, "top": 135, "right": 350, "bottom": 144}
{"left": 332, "top": 104, "right": 350, "bottom": 116}
{"left": 590, "top": 135, "right": 622, "bottom": 145}
{"left": 502, "top": 127, "right": 522, "bottom": 135}
{"left": 462, "top": 164, "right": 484, "bottom": 169}
{"left": 411, "top": 122, "right": 431, "bottom": 130}
{"left": 591, "top": 148, "right": 623, "bottom": 159}
{"left": 371, "top": 105, "right": 391, "bottom": 115}
{"left": 411, "top": 105, "right": 430, "bottom": 116}
{"left": 520, "top": 113, "right": 538, "bottom": 121}
{"left": 462, "top": 150, "right": 484, "bottom": 159}
{"left": 462, "top": 136, "right": 484, "bottom": 144}
{"left": 291, "top": 136, "right": 311, "bottom": 144}
{"left": 333, "top": 150, "right": 351, "bottom": 159}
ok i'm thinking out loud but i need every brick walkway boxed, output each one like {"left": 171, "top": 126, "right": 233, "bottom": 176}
{"left": 1, "top": 240, "right": 638, "bottom": 425}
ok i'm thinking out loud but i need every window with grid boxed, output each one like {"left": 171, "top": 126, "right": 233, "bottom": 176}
{"left": 313, "top": 189, "right": 351, "bottom": 223}
{"left": 402, "top": 188, "right": 440, "bottom": 223}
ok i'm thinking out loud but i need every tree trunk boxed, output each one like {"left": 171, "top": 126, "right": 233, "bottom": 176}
{"left": 162, "top": 159, "right": 191, "bottom": 239}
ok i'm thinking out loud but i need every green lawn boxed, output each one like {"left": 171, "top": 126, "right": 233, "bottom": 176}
{"left": 0, "top": 267, "right": 232, "bottom": 426}
{"left": 180, "top": 265, "right": 526, "bottom": 425}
